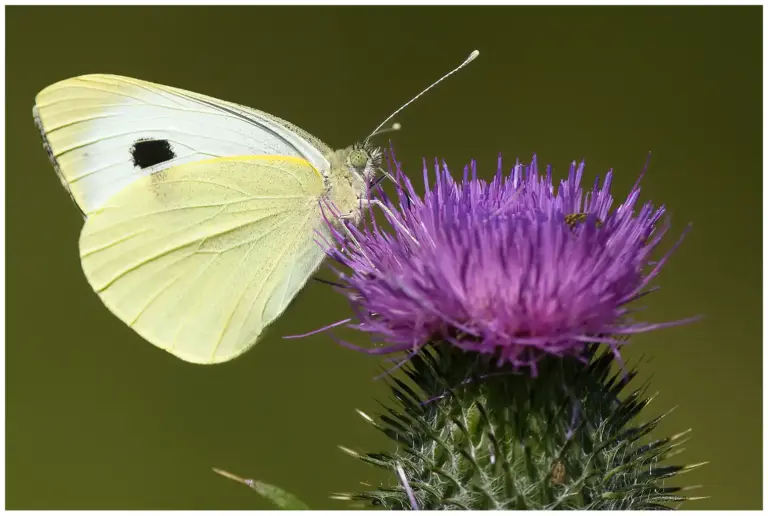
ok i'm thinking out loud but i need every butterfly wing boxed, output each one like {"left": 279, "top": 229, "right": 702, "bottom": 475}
{"left": 33, "top": 74, "right": 332, "bottom": 215}
{"left": 79, "top": 155, "right": 329, "bottom": 364}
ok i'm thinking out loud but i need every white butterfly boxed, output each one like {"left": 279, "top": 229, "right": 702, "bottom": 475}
{"left": 33, "top": 51, "right": 478, "bottom": 364}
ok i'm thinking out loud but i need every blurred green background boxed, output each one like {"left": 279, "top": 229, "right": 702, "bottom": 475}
{"left": 6, "top": 5, "right": 762, "bottom": 510}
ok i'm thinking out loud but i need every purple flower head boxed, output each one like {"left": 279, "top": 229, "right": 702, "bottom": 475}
{"left": 318, "top": 152, "right": 693, "bottom": 372}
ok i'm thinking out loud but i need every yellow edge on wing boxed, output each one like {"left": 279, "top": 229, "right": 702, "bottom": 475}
{"left": 192, "top": 155, "right": 324, "bottom": 181}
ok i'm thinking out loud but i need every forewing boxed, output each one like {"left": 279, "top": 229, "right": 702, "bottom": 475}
{"left": 33, "top": 74, "right": 332, "bottom": 214}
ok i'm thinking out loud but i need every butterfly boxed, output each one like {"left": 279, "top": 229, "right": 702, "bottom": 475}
{"left": 33, "top": 51, "right": 478, "bottom": 365}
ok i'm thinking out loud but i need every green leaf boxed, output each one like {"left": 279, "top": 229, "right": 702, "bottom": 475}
{"left": 213, "top": 468, "right": 310, "bottom": 510}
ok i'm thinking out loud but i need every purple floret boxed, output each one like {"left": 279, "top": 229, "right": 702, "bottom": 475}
{"left": 316, "top": 152, "right": 692, "bottom": 371}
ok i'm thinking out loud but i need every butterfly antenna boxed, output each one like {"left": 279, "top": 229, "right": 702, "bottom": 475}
{"left": 368, "top": 122, "right": 402, "bottom": 139}
{"left": 365, "top": 49, "right": 480, "bottom": 144}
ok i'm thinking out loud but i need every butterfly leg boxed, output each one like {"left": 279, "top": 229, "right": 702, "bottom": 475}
{"left": 334, "top": 214, "right": 376, "bottom": 267}
{"left": 359, "top": 198, "right": 418, "bottom": 244}
{"left": 375, "top": 167, "right": 399, "bottom": 187}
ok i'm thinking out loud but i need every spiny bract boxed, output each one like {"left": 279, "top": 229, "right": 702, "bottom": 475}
{"left": 334, "top": 345, "right": 705, "bottom": 510}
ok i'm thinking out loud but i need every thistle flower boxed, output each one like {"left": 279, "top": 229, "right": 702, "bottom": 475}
{"left": 321, "top": 153, "right": 691, "bottom": 372}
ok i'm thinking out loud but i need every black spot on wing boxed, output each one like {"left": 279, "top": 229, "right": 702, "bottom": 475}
{"left": 130, "top": 139, "right": 176, "bottom": 169}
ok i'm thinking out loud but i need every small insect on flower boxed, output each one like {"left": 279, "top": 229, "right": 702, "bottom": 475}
{"left": 550, "top": 459, "right": 567, "bottom": 486}
{"left": 315, "top": 151, "right": 695, "bottom": 372}
{"left": 564, "top": 212, "right": 603, "bottom": 229}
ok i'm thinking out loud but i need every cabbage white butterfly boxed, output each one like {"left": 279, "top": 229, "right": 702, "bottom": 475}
{"left": 33, "top": 50, "right": 479, "bottom": 364}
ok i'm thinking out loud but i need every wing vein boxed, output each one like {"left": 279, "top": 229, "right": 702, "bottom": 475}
{"left": 81, "top": 227, "right": 149, "bottom": 258}
{"left": 92, "top": 205, "right": 228, "bottom": 290}
{"left": 166, "top": 253, "right": 224, "bottom": 353}
{"left": 208, "top": 213, "right": 309, "bottom": 361}
{"left": 44, "top": 114, "right": 122, "bottom": 133}
{"left": 128, "top": 273, "right": 185, "bottom": 326}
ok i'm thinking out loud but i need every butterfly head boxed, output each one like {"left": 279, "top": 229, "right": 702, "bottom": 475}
{"left": 324, "top": 142, "right": 383, "bottom": 224}
{"left": 346, "top": 141, "right": 382, "bottom": 186}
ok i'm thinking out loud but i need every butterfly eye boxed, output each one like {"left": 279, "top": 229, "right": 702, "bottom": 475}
{"left": 348, "top": 149, "right": 369, "bottom": 169}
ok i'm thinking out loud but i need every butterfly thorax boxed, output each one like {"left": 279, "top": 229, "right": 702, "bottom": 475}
{"left": 323, "top": 144, "right": 381, "bottom": 227}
